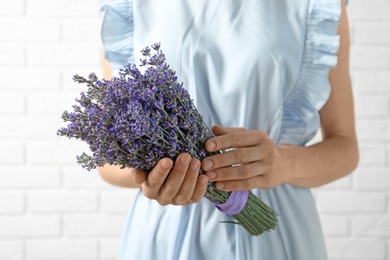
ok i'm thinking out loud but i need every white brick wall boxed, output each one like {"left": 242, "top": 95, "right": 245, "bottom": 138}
{"left": 314, "top": 1, "right": 390, "bottom": 260}
{"left": 0, "top": 0, "right": 388, "bottom": 259}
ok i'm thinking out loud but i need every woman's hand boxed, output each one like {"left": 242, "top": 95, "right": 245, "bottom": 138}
{"left": 202, "top": 125, "right": 287, "bottom": 191}
{"left": 133, "top": 153, "right": 208, "bottom": 206}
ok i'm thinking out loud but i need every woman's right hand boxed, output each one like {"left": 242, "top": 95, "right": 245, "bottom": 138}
{"left": 133, "top": 153, "right": 209, "bottom": 206}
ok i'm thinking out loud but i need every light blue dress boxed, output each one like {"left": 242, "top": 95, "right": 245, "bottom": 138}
{"left": 100, "top": 0, "right": 342, "bottom": 259}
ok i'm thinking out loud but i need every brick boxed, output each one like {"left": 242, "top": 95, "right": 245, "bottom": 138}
{"left": 101, "top": 190, "right": 139, "bottom": 213}
{"left": 27, "top": 92, "right": 79, "bottom": 115}
{"left": 353, "top": 70, "right": 390, "bottom": 94}
{"left": 0, "top": 93, "right": 25, "bottom": 115}
{"left": 354, "top": 96, "right": 389, "bottom": 117}
{"left": 27, "top": 43, "right": 101, "bottom": 67}
{"left": 319, "top": 215, "right": 350, "bottom": 237}
{"left": 0, "top": 142, "right": 24, "bottom": 164}
{"left": 26, "top": 239, "right": 97, "bottom": 259}
{"left": 355, "top": 22, "right": 390, "bottom": 45}
{"left": 352, "top": 216, "right": 390, "bottom": 237}
{"left": 62, "top": 167, "right": 112, "bottom": 188}
{"left": 0, "top": 116, "right": 59, "bottom": 140}
{"left": 26, "top": 140, "right": 89, "bottom": 164}
{"left": 317, "top": 191, "right": 386, "bottom": 213}
{"left": 0, "top": 240, "right": 23, "bottom": 259}
{"left": 388, "top": 241, "right": 390, "bottom": 260}
{"left": 0, "top": 68, "right": 61, "bottom": 91}
{"left": 358, "top": 143, "right": 387, "bottom": 166}
{"left": 64, "top": 215, "right": 126, "bottom": 237}
{"left": 27, "top": 0, "right": 100, "bottom": 17}
{"left": 0, "top": 192, "right": 24, "bottom": 213}
{"left": 0, "top": 166, "right": 60, "bottom": 188}
{"left": 0, "top": 216, "right": 60, "bottom": 237}
{"left": 348, "top": 0, "right": 390, "bottom": 21}
{"left": 388, "top": 144, "right": 390, "bottom": 167}
{"left": 0, "top": 18, "right": 60, "bottom": 42}
{"left": 0, "top": 43, "right": 24, "bottom": 66}
{"left": 350, "top": 46, "right": 390, "bottom": 69}
{"left": 61, "top": 19, "right": 101, "bottom": 42}
{"left": 0, "top": 0, "right": 24, "bottom": 16}
{"left": 100, "top": 238, "right": 121, "bottom": 259}
{"left": 353, "top": 168, "right": 390, "bottom": 190}
{"left": 28, "top": 191, "right": 98, "bottom": 213}
{"left": 326, "top": 239, "right": 386, "bottom": 260}
{"left": 356, "top": 119, "right": 390, "bottom": 141}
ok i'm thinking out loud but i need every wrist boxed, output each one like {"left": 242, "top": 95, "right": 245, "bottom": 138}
{"left": 275, "top": 145, "right": 296, "bottom": 185}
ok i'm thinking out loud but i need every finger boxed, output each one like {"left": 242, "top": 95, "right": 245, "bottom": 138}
{"left": 202, "top": 147, "right": 262, "bottom": 171}
{"left": 190, "top": 174, "right": 208, "bottom": 203}
{"left": 205, "top": 161, "right": 264, "bottom": 182}
{"left": 205, "top": 130, "right": 268, "bottom": 152}
{"left": 142, "top": 158, "right": 172, "bottom": 199}
{"left": 173, "top": 158, "right": 201, "bottom": 204}
{"left": 215, "top": 176, "right": 262, "bottom": 191}
{"left": 211, "top": 125, "right": 247, "bottom": 136}
{"left": 216, "top": 174, "right": 277, "bottom": 191}
{"left": 159, "top": 153, "right": 191, "bottom": 201}
{"left": 132, "top": 169, "right": 147, "bottom": 185}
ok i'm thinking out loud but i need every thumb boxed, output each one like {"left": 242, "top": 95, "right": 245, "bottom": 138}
{"left": 132, "top": 169, "right": 147, "bottom": 185}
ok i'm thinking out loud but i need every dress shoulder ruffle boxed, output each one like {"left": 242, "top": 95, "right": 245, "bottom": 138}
{"left": 100, "top": 0, "right": 134, "bottom": 72}
{"left": 278, "top": 0, "right": 341, "bottom": 145}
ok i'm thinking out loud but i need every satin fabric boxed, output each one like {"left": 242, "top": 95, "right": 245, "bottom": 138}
{"left": 100, "top": 0, "right": 342, "bottom": 259}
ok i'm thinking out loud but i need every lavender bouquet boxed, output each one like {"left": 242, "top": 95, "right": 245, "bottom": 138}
{"left": 57, "top": 43, "right": 278, "bottom": 236}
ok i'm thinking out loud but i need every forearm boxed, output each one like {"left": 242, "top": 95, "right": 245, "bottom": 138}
{"left": 98, "top": 165, "right": 141, "bottom": 188}
{"left": 279, "top": 136, "right": 358, "bottom": 188}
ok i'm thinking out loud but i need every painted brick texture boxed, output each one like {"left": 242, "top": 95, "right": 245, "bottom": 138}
{"left": 0, "top": 0, "right": 389, "bottom": 259}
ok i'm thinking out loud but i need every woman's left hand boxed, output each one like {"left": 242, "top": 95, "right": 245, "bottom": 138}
{"left": 202, "top": 125, "right": 287, "bottom": 191}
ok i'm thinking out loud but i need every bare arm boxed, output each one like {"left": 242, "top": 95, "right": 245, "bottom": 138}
{"left": 202, "top": 0, "right": 358, "bottom": 190}
{"left": 279, "top": 0, "right": 358, "bottom": 187}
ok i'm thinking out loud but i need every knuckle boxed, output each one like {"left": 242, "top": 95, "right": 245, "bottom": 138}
{"left": 232, "top": 134, "right": 242, "bottom": 146}
{"left": 191, "top": 192, "right": 204, "bottom": 202}
{"left": 157, "top": 199, "right": 170, "bottom": 206}
{"left": 163, "top": 187, "right": 177, "bottom": 198}
{"left": 254, "top": 130, "right": 267, "bottom": 141}
{"left": 174, "top": 194, "right": 190, "bottom": 204}
{"left": 240, "top": 167, "right": 251, "bottom": 179}
{"left": 228, "top": 181, "right": 238, "bottom": 191}
{"left": 185, "top": 171, "right": 198, "bottom": 183}
{"left": 217, "top": 169, "right": 228, "bottom": 180}
{"left": 237, "top": 149, "right": 248, "bottom": 162}
{"left": 215, "top": 155, "right": 226, "bottom": 167}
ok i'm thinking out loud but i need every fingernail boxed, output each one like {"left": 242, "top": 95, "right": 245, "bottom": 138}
{"left": 217, "top": 182, "right": 225, "bottom": 189}
{"left": 200, "top": 177, "right": 207, "bottom": 185}
{"left": 162, "top": 159, "right": 172, "bottom": 169}
{"left": 203, "top": 159, "right": 213, "bottom": 170}
{"left": 208, "top": 141, "right": 216, "bottom": 150}
{"left": 190, "top": 159, "right": 199, "bottom": 170}
{"left": 207, "top": 171, "right": 216, "bottom": 180}
{"left": 180, "top": 155, "right": 190, "bottom": 164}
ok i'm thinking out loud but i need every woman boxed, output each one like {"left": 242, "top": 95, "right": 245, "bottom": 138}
{"left": 98, "top": 0, "right": 358, "bottom": 259}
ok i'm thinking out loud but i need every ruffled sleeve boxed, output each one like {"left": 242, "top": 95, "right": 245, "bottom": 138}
{"left": 100, "top": 0, "right": 134, "bottom": 72}
{"left": 278, "top": 0, "right": 341, "bottom": 145}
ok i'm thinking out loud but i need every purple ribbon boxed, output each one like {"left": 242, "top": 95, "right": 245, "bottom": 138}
{"left": 215, "top": 190, "right": 249, "bottom": 216}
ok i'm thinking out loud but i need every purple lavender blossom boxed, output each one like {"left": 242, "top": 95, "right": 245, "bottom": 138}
{"left": 58, "top": 44, "right": 213, "bottom": 171}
